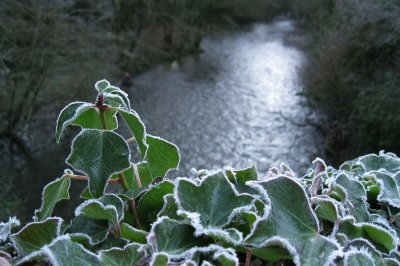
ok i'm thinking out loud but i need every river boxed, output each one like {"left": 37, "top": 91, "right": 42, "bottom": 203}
{"left": 0, "top": 19, "right": 322, "bottom": 221}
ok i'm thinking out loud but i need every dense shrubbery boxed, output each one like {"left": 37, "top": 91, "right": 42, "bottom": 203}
{"left": 2, "top": 81, "right": 400, "bottom": 265}
{"left": 298, "top": 0, "right": 400, "bottom": 164}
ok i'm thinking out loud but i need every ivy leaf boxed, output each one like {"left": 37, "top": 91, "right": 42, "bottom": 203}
{"left": 146, "top": 135, "right": 180, "bottom": 178}
{"left": 357, "top": 154, "right": 400, "bottom": 173}
{"left": 245, "top": 176, "right": 339, "bottom": 265}
{"left": 72, "top": 108, "right": 118, "bottom": 131}
{"left": 120, "top": 223, "right": 147, "bottom": 244}
{"left": 66, "top": 129, "right": 131, "bottom": 198}
{"left": 95, "top": 79, "right": 110, "bottom": 92}
{"left": 346, "top": 239, "right": 400, "bottom": 266}
{"left": 100, "top": 243, "right": 146, "bottom": 266}
{"left": 338, "top": 217, "right": 396, "bottom": 253}
{"left": 313, "top": 196, "right": 339, "bottom": 223}
{"left": 75, "top": 194, "right": 124, "bottom": 225}
{"left": 335, "top": 173, "right": 369, "bottom": 222}
{"left": 176, "top": 172, "right": 255, "bottom": 228}
{"left": 371, "top": 171, "right": 400, "bottom": 208}
{"left": 55, "top": 102, "right": 92, "bottom": 142}
{"left": 150, "top": 253, "right": 169, "bottom": 266}
{"left": 158, "top": 194, "right": 181, "bottom": 220}
{"left": 341, "top": 251, "right": 375, "bottom": 266}
{"left": 118, "top": 109, "right": 148, "bottom": 159}
{"left": 227, "top": 165, "right": 259, "bottom": 195}
{"left": 149, "top": 217, "right": 203, "bottom": 258}
{"left": 0, "top": 217, "right": 20, "bottom": 243}
{"left": 34, "top": 176, "right": 71, "bottom": 221}
{"left": 137, "top": 181, "right": 174, "bottom": 230}
{"left": 68, "top": 216, "right": 109, "bottom": 245}
{"left": 10, "top": 217, "right": 62, "bottom": 256}
{"left": 103, "top": 87, "right": 131, "bottom": 112}
{"left": 43, "top": 235, "right": 100, "bottom": 266}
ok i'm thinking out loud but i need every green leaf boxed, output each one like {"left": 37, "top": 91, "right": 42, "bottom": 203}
{"left": 68, "top": 216, "right": 109, "bottom": 245}
{"left": 43, "top": 235, "right": 100, "bottom": 266}
{"left": 158, "top": 194, "right": 181, "bottom": 220}
{"left": 100, "top": 243, "right": 146, "bottom": 266}
{"left": 120, "top": 223, "right": 147, "bottom": 244}
{"left": 338, "top": 218, "right": 396, "bottom": 252}
{"left": 80, "top": 187, "right": 94, "bottom": 200}
{"left": 75, "top": 194, "right": 124, "bottom": 225}
{"left": 34, "top": 176, "right": 71, "bottom": 221}
{"left": 343, "top": 251, "right": 375, "bottom": 266}
{"left": 313, "top": 196, "right": 339, "bottom": 223}
{"left": 357, "top": 154, "right": 400, "bottom": 173}
{"left": 10, "top": 217, "right": 62, "bottom": 256}
{"left": 55, "top": 102, "right": 92, "bottom": 142}
{"left": 146, "top": 135, "right": 180, "bottom": 178}
{"left": 104, "top": 88, "right": 131, "bottom": 111}
{"left": 346, "top": 239, "right": 400, "bottom": 266}
{"left": 118, "top": 109, "right": 148, "bottom": 159}
{"left": 149, "top": 217, "right": 202, "bottom": 258}
{"left": 72, "top": 108, "right": 118, "bottom": 131}
{"left": 150, "top": 253, "right": 169, "bottom": 266}
{"left": 137, "top": 181, "right": 174, "bottom": 230}
{"left": 228, "top": 165, "right": 259, "bottom": 195}
{"left": 176, "top": 172, "right": 254, "bottom": 228}
{"left": 95, "top": 79, "right": 110, "bottom": 92}
{"left": 111, "top": 163, "right": 153, "bottom": 191}
{"left": 371, "top": 171, "right": 400, "bottom": 207}
{"left": 335, "top": 173, "right": 369, "bottom": 222}
{"left": 66, "top": 129, "right": 131, "bottom": 197}
{"left": 245, "top": 176, "right": 339, "bottom": 265}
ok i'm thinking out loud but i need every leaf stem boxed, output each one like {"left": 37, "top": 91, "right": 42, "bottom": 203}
{"left": 133, "top": 163, "right": 143, "bottom": 189}
{"left": 245, "top": 249, "right": 252, "bottom": 266}
{"left": 129, "top": 199, "right": 142, "bottom": 229}
{"left": 65, "top": 174, "right": 122, "bottom": 184}
{"left": 126, "top": 136, "right": 136, "bottom": 144}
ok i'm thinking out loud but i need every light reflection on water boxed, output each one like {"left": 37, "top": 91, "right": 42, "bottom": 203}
{"left": 127, "top": 19, "right": 322, "bottom": 175}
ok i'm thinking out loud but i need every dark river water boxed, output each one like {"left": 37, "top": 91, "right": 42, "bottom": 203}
{"left": 0, "top": 19, "right": 323, "bottom": 221}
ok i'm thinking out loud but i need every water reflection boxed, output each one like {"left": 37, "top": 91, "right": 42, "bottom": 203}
{"left": 128, "top": 19, "right": 321, "bottom": 175}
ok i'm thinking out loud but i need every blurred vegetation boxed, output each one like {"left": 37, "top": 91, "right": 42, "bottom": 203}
{"left": 292, "top": 0, "right": 400, "bottom": 165}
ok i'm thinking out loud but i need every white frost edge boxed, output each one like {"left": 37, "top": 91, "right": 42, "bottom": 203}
{"left": 343, "top": 247, "right": 375, "bottom": 266}
{"left": 55, "top": 101, "right": 92, "bottom": 142}
{"left": 34, "top": 176, "right": 71, "bottom": 222}
{"left": 146, "top": 134, "right": 181, "bottom": 175}
{"left": 74, "top": 198, "right": 120, "bottom": 224}
{"left": 366, "top": 170, "right": 400, "bottom": 208}
{"left": 213, "top": 248, "right": 239, "bottom": 266}
{"left": 10, "top": 217, "right": 63, "bottom": 258}
{"left": 149, "top": 252, "right": 170, "bottom": 266}
{"left": 118, "top": 108, "right": 149, "bottom": 159}
{"left": 174, "top": 171, "right": 257, "bottom": 232}
{"left": 95, "top": 79, "right": 110, "bottom": 92}
{"left": 66, "top": 128, "right": 132, "bottom": 196}
{"left": 0, "top": 217, "right": 20, "bottom": 242}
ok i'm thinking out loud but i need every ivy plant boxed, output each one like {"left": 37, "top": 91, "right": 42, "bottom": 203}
{"left": 1, "top": 80, "right": 400, "bottom": 266}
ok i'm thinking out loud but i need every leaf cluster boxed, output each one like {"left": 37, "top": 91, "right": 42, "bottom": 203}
{"left": 1, "top": 81, "right": 400, "bottom": 265}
